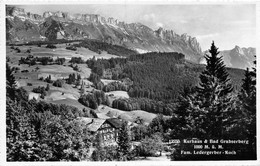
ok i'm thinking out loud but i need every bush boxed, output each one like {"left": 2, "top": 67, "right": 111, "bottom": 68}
{"left": 32, "top": 86, "right": 47, "bottom": 99}
{"left": 53, "top": 79, "right": 64, "bottom": 87}
{"left": 21, "top": 70, "right": 29, "bottom": 73}
{"left": 66, "top": 73, "right": 81, "bottom": 85}
{"left": 73, "top": 65, "right": 79, "bottom": 71}
{"left": 69, "top": 57, "right": 85, "bottom": 64}
{"left": 45, "top": 84, "right": 50, "bottom": 91}
{"left": 46, "top": 44, "right": 56, "bottom": 49}
{"left": 66, "top": 46, "right": 77, "bottom": 51}
{"left": 15, "top": 47, "right": 21, "bottom": 53}
{"left": 55, "top": 58, "right": 66, "bottom": 65}
{"left": 25, "top": 49, "right": 31, "bottom": 53}
{"left": 44, "top": 75, "right": 52, "bottom": 83}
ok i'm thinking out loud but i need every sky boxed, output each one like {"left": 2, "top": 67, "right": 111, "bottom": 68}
{"left": 16, "top": 4, "right": 256, "bottom": 51}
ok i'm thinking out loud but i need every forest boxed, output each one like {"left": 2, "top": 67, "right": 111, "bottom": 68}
{"left": 85, "top": 51, "right": 245, "bottom": 115}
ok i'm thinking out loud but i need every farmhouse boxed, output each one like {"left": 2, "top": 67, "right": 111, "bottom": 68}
{"left": 75, "top": 117, "right": 123, "bottom": 146}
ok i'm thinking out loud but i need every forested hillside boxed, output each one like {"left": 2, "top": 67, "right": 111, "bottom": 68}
{"left": 85, "top": 51, "right": 244, "bottom": 115}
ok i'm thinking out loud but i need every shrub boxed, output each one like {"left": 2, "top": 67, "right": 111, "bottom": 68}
{"left": 73, "top": 65, "right": 79, "bottom": 71}
{"left": 66, "top": 46, "right": 77, "bottom": 51}
{"left": 32, "top": 86, "right": 47, "bottom": 99}
{"left": 55, "top": 58, "right": 66, "bottom": 65}
{"left": 15, "top": 47, "right": 21, "bottom": 53}
{"left": 46, "top": 44, "right": 56, "bottom": 49}
{"left": 21, "top": 70, "right": 29, "bottom": 73}
{"left": 45, "top": 84, "right": 50, "bottom": 91}
{"left": 44, "top": 75, "right": 53, "bottom": 83}
{"left": 69, "top": 57, "right": 85, "bottom": 64}
{"left": 53, "top": 79, "right": 64, "bottom": 87}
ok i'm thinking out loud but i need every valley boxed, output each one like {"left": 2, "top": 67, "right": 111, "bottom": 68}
{"left": 5, "top": 4, "right": 256, "bottom": 162}
{"left": 7, "top": 42, "right": 160, "bottom": 126}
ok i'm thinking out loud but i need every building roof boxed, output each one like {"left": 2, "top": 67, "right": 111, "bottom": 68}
{"left": 75, "top": 117, "right": 106, "bottom": 132}
{"left": 96, "top": 113, "right": 111, "bottom": 119}
{"left": 106, "top": 118, "right": 124, "bottom": 129}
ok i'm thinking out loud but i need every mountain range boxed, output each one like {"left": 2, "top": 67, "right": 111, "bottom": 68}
{"left": 6, "top": 6, "right": 255, "bottom": 69}
{"left": 199, "top": 46, "right": 256, "bottom": 69}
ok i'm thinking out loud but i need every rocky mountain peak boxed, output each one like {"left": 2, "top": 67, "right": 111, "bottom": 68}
{"left": 232, "top": 45, "right": 244, "bottom": 55}
{"left": 6, "top": 6, "right": 25, "bottom": 17}
{"left": 7, "top": 6, "right": 43, "bottom": 22}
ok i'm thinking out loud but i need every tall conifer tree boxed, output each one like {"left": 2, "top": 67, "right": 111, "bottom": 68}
{"left": 196, "top": 41, "right": 233, "bottom": 138}
{"left": 235, "top": 58, "right": 256, "bottom": 158}
{"left": 117, "top": 121, "right": 130, "bottom": 160}
{"left": 171, "top": 42, "right": 234, "bottom": 139}
{"left": 6, "top": 63, "right": 17, "bottom": 100}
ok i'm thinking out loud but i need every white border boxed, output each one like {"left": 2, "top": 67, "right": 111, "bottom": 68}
{"left": 1, "top": 0, "right": 260, "bottom": 166}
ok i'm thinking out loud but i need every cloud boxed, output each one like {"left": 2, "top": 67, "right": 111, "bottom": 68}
{"left": 156, "top": 22, "right": 164, "bottom": 28}
{"left": 142, "top": 13, "right": 155, "bottom": 21}
{"left": 196, "top": 33, "right": 219, "bottom": 40}
{"left": 179, "top": 20, "right": 188, "bottom": 24}
{"left": 231, "top": 20, "right": 252, "bottom": 25}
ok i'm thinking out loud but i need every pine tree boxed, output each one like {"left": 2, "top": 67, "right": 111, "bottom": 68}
{"left": 117, "top": 121, "right": 130, "bottom": 160}
{"left": 195, "top": 41, "right": 233, "bottom": 138}
{"left": 6, "top": 63, "right": 17, "bottom": 100}
{"left": 250, "top": 55, "right": 256, "bottom": 86}
{"left": 80, "top": 81, "right": 85, "bottom": 96}
{"left": 234, "top": 58, "right": 256, "bottom": 159}
{"left": 171, "top": 42, "right": 234, "bottom": 139}
{"left": 197, "top": 41, "right": 233, "bottom": 100}
{"left": 6, "top": 98, "right": 41, "bottom": 161}
{"left": 239, "top": 68, "right": 254, "bottom": 98}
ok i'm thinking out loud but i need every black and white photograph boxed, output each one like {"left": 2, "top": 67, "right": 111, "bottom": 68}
{"left": 2, "top": 0, "right": 259, "bottom": 165}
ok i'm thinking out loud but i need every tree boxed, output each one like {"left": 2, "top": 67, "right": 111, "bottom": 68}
{"left": 56, "top": 57, "right": 65, "bottom": 65}
{"left": 79, "top": 81, "right": 85, "bottom": 96}
{"left": 45, "top": 84, "right": 50, "bottom": 91}
{"left": 197, "top": 41, "right": 233, "bottom": 99}
{"left": 131, "top": 124, "right": 147, "bottom": 141}
{"left": 137, "top": 134, "right": 163, "bottom": 158}
{"left": 6, "top": 98, "right": 42, "bottom": 161}
{"left": 148, "top": 114, "right": 165, "bottom": 134}
{"left": 117, "top": 121, "right": 130, "bottom": 160}
{"left": 232, "top": 58, "right": 256, "bottom": 159}
{"left": 6, "top": 63, "right": 17, "bottom": 100}
{"left": 91, "top": 133, "right": 104, "bottom": 161}
{"left": 195, "top": 41, "right": 234, "bottom": 138}
{"left": 171, "top": 41, "right": 234, "bottom": 139}
{"left": 53, "top": 79, "right": 64, "bottom": 87}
